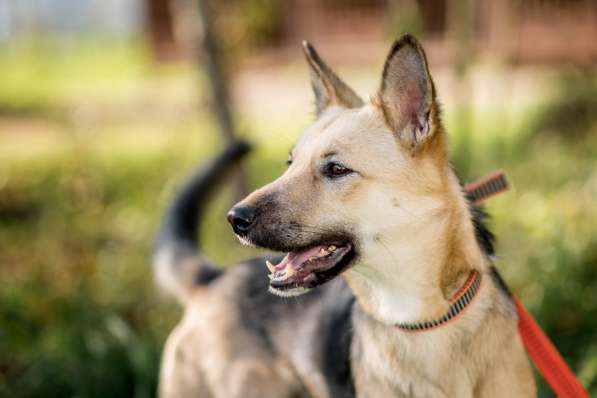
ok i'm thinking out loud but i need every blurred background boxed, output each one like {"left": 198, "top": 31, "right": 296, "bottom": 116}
{"left": 0, "top": 0, "right": 595, "bottom": 397}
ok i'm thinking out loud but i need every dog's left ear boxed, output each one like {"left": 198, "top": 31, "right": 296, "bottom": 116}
{"left": 377, "top": 34, "right": 437, "bottom": 149}
{"left": 302, "top": 41, "right": 364, "bottom": 116}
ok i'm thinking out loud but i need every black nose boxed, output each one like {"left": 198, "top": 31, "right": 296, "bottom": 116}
{"left": 227, "top": 206, "right": 256, "bottom": 236}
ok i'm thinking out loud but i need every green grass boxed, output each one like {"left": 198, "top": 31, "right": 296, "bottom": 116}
{"left": 0, "top": 41, "right": 596, "bottom": 397}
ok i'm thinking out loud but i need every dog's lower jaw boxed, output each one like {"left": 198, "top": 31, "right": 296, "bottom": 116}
{"left": 234, "top": 234, "right": 256, "bottom": 247}
{"left": 268, "top": 285, "right": 311, "bottom": 297}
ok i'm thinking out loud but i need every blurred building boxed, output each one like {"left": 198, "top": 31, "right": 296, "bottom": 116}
{"left": 0, "top": 0, "right": 144, "bottom": 42}
{"left": 0, "top": 0, "right": 595, "bottom": 66}
{"left": 278, "top": 0, "right": 597, "bottom": 65}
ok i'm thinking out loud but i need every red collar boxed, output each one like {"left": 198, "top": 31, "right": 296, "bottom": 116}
{"left": 395, "top": 270, "right": 482, "bottom": 332}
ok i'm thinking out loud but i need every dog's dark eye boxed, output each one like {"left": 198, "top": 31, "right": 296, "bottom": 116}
{"left": 323, "top": 162, "right": 352, "bottom": 179}
{"left": 286, "top": 155, "right": 293, "bottom": 166}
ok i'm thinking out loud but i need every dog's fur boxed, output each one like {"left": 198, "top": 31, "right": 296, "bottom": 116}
{"left": 154, "top": 35, "right": 536, "bottom": 397}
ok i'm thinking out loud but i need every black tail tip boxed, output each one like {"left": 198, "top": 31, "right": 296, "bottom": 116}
{"left": 227, "top": 140, "right": 252, "bottom": 159}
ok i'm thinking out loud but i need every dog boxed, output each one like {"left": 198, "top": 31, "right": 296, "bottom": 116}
{"left": 154, "top": 34, "right": 536, "bottom": 397}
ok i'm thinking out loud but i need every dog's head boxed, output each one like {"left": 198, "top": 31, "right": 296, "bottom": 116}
{"left": 228, "top": 35, "right": 454, "bottom": 297}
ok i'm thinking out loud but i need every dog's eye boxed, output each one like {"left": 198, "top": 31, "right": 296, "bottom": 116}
{"left": 286, "top": 154, "right": 293, "bottom": 166}
{"left": 323, "top": 162, "right": 352, "bottom": 179}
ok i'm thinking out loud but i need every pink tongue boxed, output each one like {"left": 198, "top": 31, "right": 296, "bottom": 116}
{"left": 274, "top": 246, "right": 325, "bottom": 270}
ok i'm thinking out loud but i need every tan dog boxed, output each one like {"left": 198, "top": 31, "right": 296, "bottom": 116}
{"left": 155, "top": 34, "right": 536, "bottom": 397}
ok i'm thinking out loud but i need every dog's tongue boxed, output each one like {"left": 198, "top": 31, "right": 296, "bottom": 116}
{"left": 275, "top": 246, "right": 325, "bottom": 270}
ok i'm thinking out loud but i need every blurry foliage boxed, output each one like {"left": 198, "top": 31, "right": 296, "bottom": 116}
{"left": 526, "top": 69, "right": 597, "bottom": 139}
{"left": 0, "top": 41, "right": 596, "bottom": 398}
{"left": 487, "top": 132, "right": 597, "bottom": 396}
{"left": 238, "top": 0, "right": 284, "bottom": 47}
{"left": 216, "top": 0, "right": 284, "bottom": 52}
{"left": 0, "top": 38, "right": 151, "bottom": 120}
{"left": 388, "top": 1, "right": 424, "bottom": 38}
{"left": 0, "top": 147, "right": 185, "bottom": 397}
{"left": 0, "top": 135, "right": 277, "bottom": 397}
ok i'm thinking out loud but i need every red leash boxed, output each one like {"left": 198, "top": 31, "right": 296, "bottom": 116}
{"left": 467, "top": 172, "right": 589, "bottom": 397}
{"left": 514, "top": 298, "right": 589, "bottom": 398}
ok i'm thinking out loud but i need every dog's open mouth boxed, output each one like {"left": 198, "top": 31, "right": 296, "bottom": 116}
{"left": 266, "top": 243, "right": 355, "bottom": 297}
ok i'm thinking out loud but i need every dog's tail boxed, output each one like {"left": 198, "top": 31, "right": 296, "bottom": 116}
{"left": 153, "top": 141, "right": 251, "bottom": 304}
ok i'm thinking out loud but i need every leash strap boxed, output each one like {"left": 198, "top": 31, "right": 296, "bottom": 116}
{"left": 464, "top": 169, "right": 508, "bottom": 204}
{"left": 514, "top": 298, "right": 589, "bottom": 398}
{"left": 467, "top": 172, "right": 589, "bottom": 397}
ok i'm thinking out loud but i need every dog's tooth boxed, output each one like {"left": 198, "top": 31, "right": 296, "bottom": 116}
{"left": 328, "top": 245, "right": 336, "bottom": 252}
{"left": 319, "top": 248, "right": 328, "bottom": 255}
{"left": 275, "top": 270, "right": 286, "bottom": 278}
{"left": 265, "top": 260, "right": 276, "bottom": 273}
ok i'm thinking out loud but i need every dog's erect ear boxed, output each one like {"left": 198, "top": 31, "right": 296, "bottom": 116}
{"left": 302, "top": 41, "right": 363, "bottom": 116}
{"left": 377, "top": 34, "right": 437, "bottom": 149}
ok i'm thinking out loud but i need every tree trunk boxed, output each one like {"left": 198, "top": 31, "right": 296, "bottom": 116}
{"left": 146, "top": 0, "right": 178, "bottom": 61}
{"left": 195, "top": 0, "right": 248, "bottom": 201}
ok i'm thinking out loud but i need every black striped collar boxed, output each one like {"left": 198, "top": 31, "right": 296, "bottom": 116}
{"left": 395, "top": 270, "right": 482, "bottom": 332}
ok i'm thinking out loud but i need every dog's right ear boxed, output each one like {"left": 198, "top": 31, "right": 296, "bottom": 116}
{"left": 302, "top": 41, "right": 363, "bottom": 117}
{"left": 377, "top": 34, "right": 437, "bottom": 149}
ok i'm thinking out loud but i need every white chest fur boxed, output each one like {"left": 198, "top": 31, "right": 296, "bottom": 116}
{"left": 349, "top": 282, "right": 505, "bottom": 398}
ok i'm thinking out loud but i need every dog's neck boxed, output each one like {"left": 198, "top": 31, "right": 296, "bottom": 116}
{"left": 344, "top": 171, "right": 488, "bottom": 326}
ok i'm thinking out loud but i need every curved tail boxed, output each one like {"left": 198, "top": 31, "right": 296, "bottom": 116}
{"left": 153, "top": 141, "right": 251, "bottom": 304}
